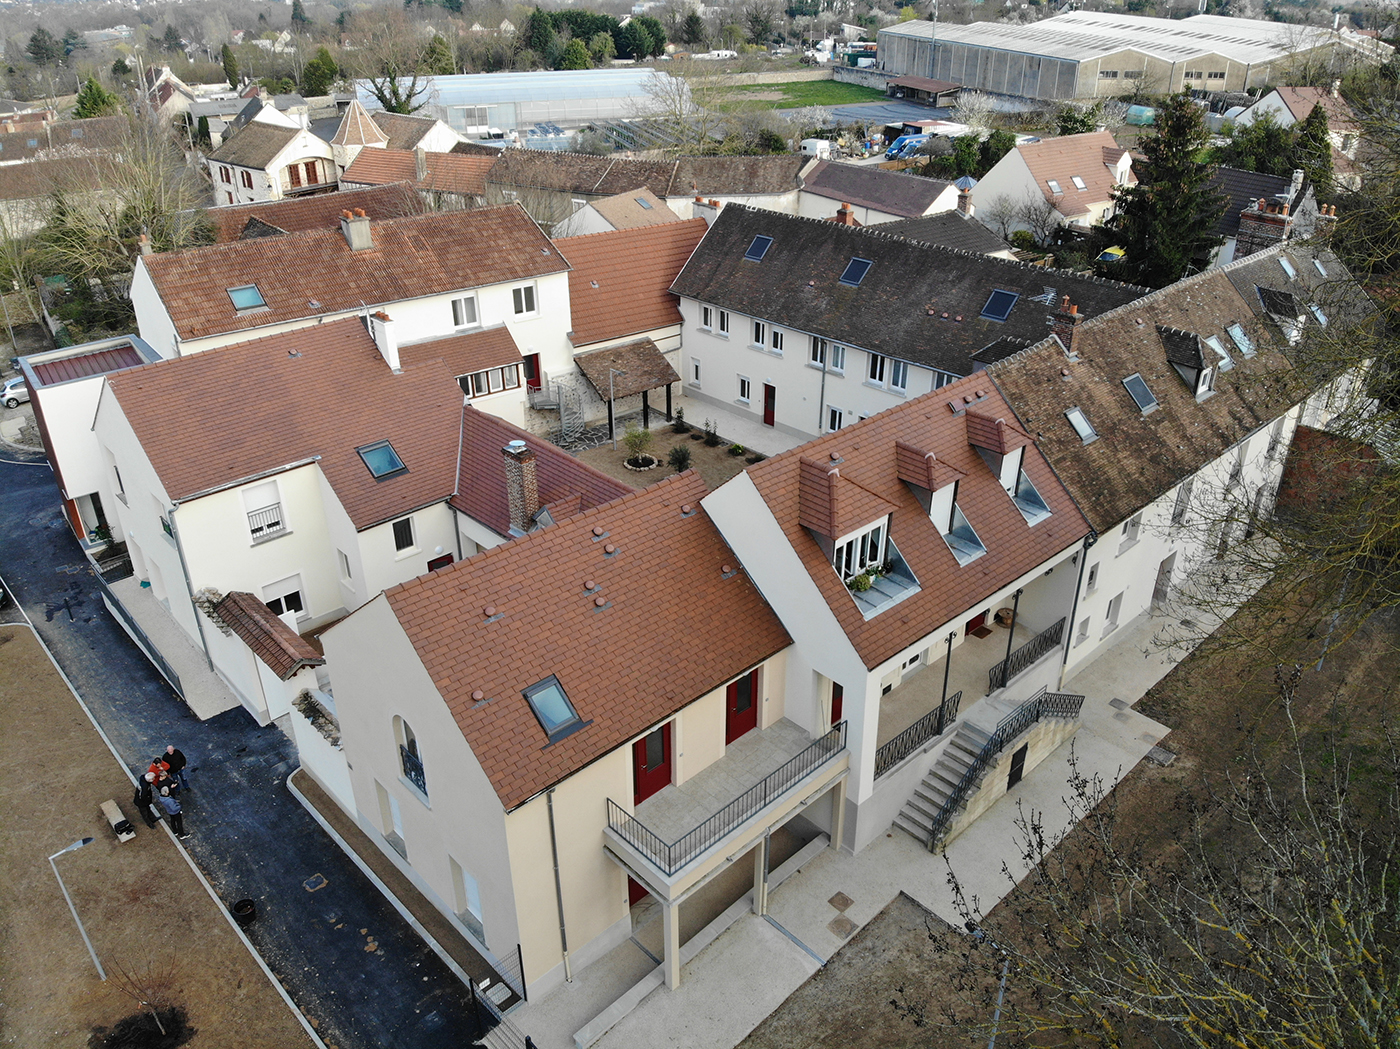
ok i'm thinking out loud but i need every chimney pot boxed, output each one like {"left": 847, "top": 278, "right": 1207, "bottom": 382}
{"left": 503, "top": 440, "right": 540, "bottom": 534}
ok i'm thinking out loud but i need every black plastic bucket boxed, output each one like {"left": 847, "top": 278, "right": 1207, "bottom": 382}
{"left": 231, "top": 898, "right": 257, "bottom": 927}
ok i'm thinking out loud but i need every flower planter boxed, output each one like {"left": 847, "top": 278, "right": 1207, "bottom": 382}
{"left": 623, "top": 455, "right": 659, "bottom": 472}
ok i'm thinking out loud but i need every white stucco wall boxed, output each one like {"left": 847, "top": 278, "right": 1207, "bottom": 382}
{"left": 130, "top": 261, "right": 180, "bottom": 358}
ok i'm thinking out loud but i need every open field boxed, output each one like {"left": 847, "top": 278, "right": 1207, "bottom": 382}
{"left": 720, "top": 80, "right": 889, "bottom": 109}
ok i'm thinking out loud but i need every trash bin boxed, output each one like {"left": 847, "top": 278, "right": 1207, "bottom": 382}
{"left": 231, "top": 899, "right": 257, "bottom": 928}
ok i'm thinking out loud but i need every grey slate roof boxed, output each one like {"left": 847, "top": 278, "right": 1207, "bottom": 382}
{"left": 1208, "top": 166, "right": 1294, "bottom": 237}
{"left": 208, "top": 121, "right": 299, "bottom": 169}
{"left": 877, "top": 211, "right": 1014, "bottom": 256}
{"left": 800, "top": 160, "right": 953, "bottom": 218}
{"left": 371, "top": 110, "right": 439, "bottom": 150}
{"left": 1222, "top": 243, "right": 1373, "bottom": 335}
{"left": 670, "top": 204, "right": 1149, "bottom": 378}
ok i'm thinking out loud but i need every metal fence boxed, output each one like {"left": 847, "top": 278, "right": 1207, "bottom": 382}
{"left": 873, "top": 691, "right": 962, "bottom": 779}
{"left": 988, "top": 617, "right": 1066, "bottom": 693}
{"left": 93, "top": 571, "right": 184, "bottom": 697}
{"left": 608, "top": 722, "right": 847, "bottom": 877}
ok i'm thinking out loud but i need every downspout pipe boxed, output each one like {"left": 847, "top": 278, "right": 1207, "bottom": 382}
{"left": 546, "top": 788, "right": 572, "bottom": 982}
{"left": 1058, "top": 532, "right": 1097, "bottom": 690}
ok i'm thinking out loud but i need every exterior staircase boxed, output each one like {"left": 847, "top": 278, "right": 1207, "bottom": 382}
{"left": 528, "top": 376, "right": 585, "bottom": 444}
{"left": 893, "top": 720, "right": 993, "bottom": 845}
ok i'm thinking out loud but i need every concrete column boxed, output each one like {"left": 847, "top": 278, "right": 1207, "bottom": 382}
{"left": 662, "top": 901, "right": 681, "bottom": 989}
{"left": 830, "top": 777, "right": 847, "bottom": 853}
{"left": 753, "top": 835, "right": 770, "bottom": 916}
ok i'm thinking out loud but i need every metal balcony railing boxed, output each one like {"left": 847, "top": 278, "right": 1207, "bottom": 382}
{"left": 874, "top": 691, "right": 962, "bottom": 779}
{"left": 988, "top": 617, "right": 1066, "bottom": 693}
{"left": 247, "top": 504, "right": 287, "bottom": 542}
{"left": 400, "top": 745, "right": 427, "bottom": 796}
{"left": 607, "top": 722, "right": 847, "bottom": 877}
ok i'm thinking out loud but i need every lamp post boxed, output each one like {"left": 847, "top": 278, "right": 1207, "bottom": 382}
{"left": 608, "top": 368, "right": 627, "bottom": 451}
{"left": 49, "top": 837, "right": 105, "bottom": 981}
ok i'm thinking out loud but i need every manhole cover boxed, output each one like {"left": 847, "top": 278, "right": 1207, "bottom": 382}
{"left": 828, "top": 891, "right": 854, "bottom": 912}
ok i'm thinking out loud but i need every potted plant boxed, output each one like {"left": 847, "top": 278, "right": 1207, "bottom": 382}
{"left": 848, "top": 573, "right": 874, "bottom": 593}
{"left": 727, "top": 442, "right": 746, "bottom": 457}
{"left": 668, "top": 444, "right": 692, "bottom": 473}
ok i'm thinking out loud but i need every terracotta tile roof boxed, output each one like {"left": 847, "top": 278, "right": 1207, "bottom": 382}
{"left": 965, "top": 408, "right": 1030, "bottom": 454}
{"left": 797, "top": 456, "right": 899, "bottom": 540}
{"left": 801, "top": 160, "right": 954, "bottom": 218}
{"left": 450, "top": 140, "right": 507, "bottom": 157}
{"left": 330, "top": 100, "right": 389, "bottom": 147}
{"left": 671, "top": 205, "right": 1148, "bottom": 378}
{"left": 207, "top": 120, "right": 300, "bottom": 168}
{"left": 878, "top": 211, "right": 1012, "bottom": 255}
{"left": 486, "top": 149, "right": 804, "bottom": 199}
{"left": 0, "top": 154, "right": 111, "bottom": 201}
{"left": 895, "top": 440, "right": 964, "bottom": 492}
{"left": 575, "top": 339, "right": 680, "bottom": 400}
{"left": 1271, "top": 86, "right": 1359, "bottom": 131}
{"left": 106, "top": 317, "right": 461, "bottom": 530}
{"left": 1018, "top": 131, "right": 1134, "bottom": 219}
{"left": 382, "top": 471, "right": 791, "bottom": 809}
{"left": 450, "top": 408, "right": 631, "bottom": 537}
{"left": 140, "top": 205, "right": 568, "bottom": 342}
{"left": 0, "top": 115, "right": 127, "bottom": 164}
{"left": 212, "top": 591, "right": 325, "bottom": 679}
{"left": 31, "top": 344, "right": 146, "bottom": 386}
{"left": 744, "top": 375, "right": 1090, "bottom": 668}
{"left": 205, "top": 184, "right": 424, "bottom": 242}
{"left": 370, "top": 111, "right": 443, "bottom": 150}
{"left": 341, "top": 148, "right": 493, "bottom": 197}
{"left": 557, "top": 219, "right": 706, "bottom": 346}
{"left": 400, "top": 324, "right": 522, "bottom": 377}
{"left": 586, "top": 187, "right": 683, "bottom": 230}
{"left": 988, "top": 268, "right": 1307, "bottom": 533}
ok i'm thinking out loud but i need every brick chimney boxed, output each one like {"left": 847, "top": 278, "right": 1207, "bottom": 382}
{"left": 503, "top": 440, "right": 540, "bottom": 535}
{"left": 957, "top": 187, "right": 974, "bottom": 217}
{"left": 138, "top": 234, "right": 152, "bottom": 256}
{"left": 1312, "top": 203, "right": 1338, "bottom": 245}
{"left": 829, "top": 203, "right": 861, "bottom": 226}
{"left": 340, "top": 208, "right": 373, "bottom": 251}
{"left": 367, "top": 310, "right": 399, "bottom": 372}
{"left": 1051, "top": 296, "right": 1083, "bottom": 356}
{"left": 1235, "top": 196, "right": 1294, "bottom": 258}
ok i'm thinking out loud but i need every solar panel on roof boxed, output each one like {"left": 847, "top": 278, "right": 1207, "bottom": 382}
{"left": 980, "top": 289, "right": 1019, "bottom": 322}
{"left": 744, "top": 235, "right": 773, "bottom": 262}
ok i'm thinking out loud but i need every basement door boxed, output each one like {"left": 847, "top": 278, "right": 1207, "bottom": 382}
{"left": 726, "top": 669, "right": 760, "bottom": 744}
{"left": 633, "top": 723, "right": 672, "bottom": 805}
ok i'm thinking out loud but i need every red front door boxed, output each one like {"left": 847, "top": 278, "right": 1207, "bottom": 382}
{"left": 628, "top": 877, "right": 650, "bottom": 906}
{"left": 726, "top": 669, "right": 760, "bottom": 744}
{"left": 965, "top": 610, "right": 987, "bottom": 635}
{"left": 523, "top": 353, "right": 542, "bottom": 391}
{"left": 632, "top": 723, "right": 672, "bottom": 805}
{"left": 763, "top": 384, "right": 776, "bottom": 427}
{"left": 830, "top": 682, "right": 843, "bottom": 727}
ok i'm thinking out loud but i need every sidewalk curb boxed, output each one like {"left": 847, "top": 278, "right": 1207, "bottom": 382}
{"left": 0, "top": 573, "right": 328, "bottom": 1049}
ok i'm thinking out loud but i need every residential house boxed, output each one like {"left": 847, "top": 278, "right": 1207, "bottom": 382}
{"left": 205, "top": 110, "right": 336, "bottom": 206}
{"left": 987, "top": 241, "right": 1367, "bottom": 682}
{"left": 795, "top": 160, "right": 960, "bottom": 225}
{"left": 369, "top": 110, "right": 463, "bottom": 154}
{"left": 550, "top": 219, "right": 707, "bottom": 434}
{"left": 204, "top": 183, "right": 425, "bottom": 243}
{"left": 0, "top": 154, "right": 112, "bottom": 236}
{"left": 143, "top": 65, "right": 198, "bottom": 121}
{"left": 970, "top": 131, "right": 1134, "bottom": 234}
{"left": 131, "top": 207, "right": 572, "bottom": 427}
{"left": 550, "top": 186, "right": 684, "bottom": 238}
{"left": 669, "top": 204, "right": 1147, "bottom": 441}
{"left": 327, "top": 99, "right": 389, "bottom": 172}
{"left": 1205, "top": 166, "right": 1316, "bottom": 267}
{"left": 339, "top": 148, "right": 494, "bottom": 210}
{"left": 0, "top": 115, "right": 127, "bottom": 166}
{"left": 1236, "top": 84, "right": 1363, "bottom": 188}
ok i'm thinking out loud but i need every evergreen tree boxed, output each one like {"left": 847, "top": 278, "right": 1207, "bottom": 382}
{"left": 301, "top": 47, "right": 338, "bottom": 96}
{"left": 558, "top": 38, "right": 591, "bottom": 70}
{"left": 588, "top": 32, "right": 616, "bottom": 63}
{"left": 221, "top": 43, "right": 239, "bottom": 87}
{"left": 978, "top": 129, "right": 1016, "bottom": 173}
{"left": 291, "top": 0, "right": 312, "bottom": 31}
{"left": 111, "top": 57, "right": 131, "bottom": 78}
{"left": 161, "top": 25, "right": 183, "bottom": 53}
{"left": 681, "top": 12, "right": 707, "bottom": 45}
{"left": 196, "top": 114, "right": 211, "bottom": 148}
{"left": 1293, "top": 104, "right": 1334, "bottom": 200}
{"left": 1103, "top": 93, "right": 1228, "bottom": 288}
{"left": 1212, "top": 112, "right": 1296, "bottom": 177}
{"left": 26, "top": 28, "right": 64, "bottom": 67}
{"left": 72, "top": 77, "right": 121, "bottom": 118}
{"left": 523, "top": 9, "right": 557, "bottom": 59}
{"left": 635, "top": 16, "right": 668, "bottom": 55}
{"left": 62, "top": 29, "right": 87, "bottom": 57}
{"left": 1056, "top": 101, "right": 1101, "bottom": 136}
{"left": 423, "top": 35, "right": 455, "bottom": 75}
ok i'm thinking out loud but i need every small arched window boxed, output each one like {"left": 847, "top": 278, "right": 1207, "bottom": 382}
{"left": 395, "top": 717, "right": 426, "bottom": 797}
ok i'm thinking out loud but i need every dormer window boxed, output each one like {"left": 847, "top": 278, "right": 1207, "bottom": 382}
{"left": 834, "top": 517, "right": 887, "bottom": 582}
{"left": 1205, "top": 335, "right": 1233, "bottom": 371}
{"left": 941, "top": 501, "right": 987, "bottom": 566}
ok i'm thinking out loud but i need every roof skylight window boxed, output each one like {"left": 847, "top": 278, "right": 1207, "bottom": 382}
{"left": 228, "top": 284, "right": 266, "bottom": 311}
{"left": 839, "top": 257, "right": 873, "bottom": 286}
{"left": 1309, "top": 304, "right": 1328, "bottom": 326}
{"left": 1313, "top": 258, "right": 1328, "bottom": 277}
{"left": 1279, "top": 256, "right": 1297, "bottom": 279}
{"left": 1122, "top": 373, "right": 1159, "bottom": 413}
{"left": 524, "top": 675, "right": 588, "bottom": 743}
{"left": 635, "top": 197, "right": 653, "bottom": 209}
{"left": 1046, "top": 179, "right": 1062, "bottom": 194}
{"left": 744, "top": 235, "right": 773, "bottom": 261}
{"left": 1065, "top": 407, "right": 1097, "bottom": 442}
{"left": 1226, "top": 322, "right": 1255, "bottom": 357}
{"left": 1071, "top": 175, "right": 1087, "bottom": 190}
{"left": 1205, "top": 334, "right": 1233, "bottom": 371}
{"left": 357, "top": 440, "right": 407, "bottom": 479}
{"left": 980, "top": 289, "right": 1019, "bottom": 322}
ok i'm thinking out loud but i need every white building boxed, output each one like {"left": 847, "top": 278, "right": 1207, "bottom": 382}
{"left": 970, "top": 130, "right": 1134, "bottom": 235}
{"left": 205, "top": 109, "right": 336, "bottom": 206}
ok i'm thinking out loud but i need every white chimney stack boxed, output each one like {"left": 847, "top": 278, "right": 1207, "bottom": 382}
{"left": 368, "top": 311, "right": 399, "bottom": 373}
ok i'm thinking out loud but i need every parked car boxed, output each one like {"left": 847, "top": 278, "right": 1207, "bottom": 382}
{"left": 1, "top": 376, "right": 27, "bottom": 408}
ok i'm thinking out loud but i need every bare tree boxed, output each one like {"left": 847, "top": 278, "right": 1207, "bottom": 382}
{"left": 1015, "top": 192, "right": 1061, "bottom": 246}
{"left": 980, "top": 193, "right": 1019, "bottom": 241}
{"left": 953, "top": 89, "right": 996, "bottom": 132}
{"left": 630, "top": 64, "right": 730, "bottom": 153}
{"left": 341, "top": 7, "right": 440, "bottom": 114}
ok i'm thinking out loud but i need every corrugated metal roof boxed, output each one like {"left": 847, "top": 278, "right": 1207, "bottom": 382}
{"left": 356, "top": 68, "right": 672, "bottom": 109}
{"left": 31, "top": 344, "right": 146, "bottom": 386}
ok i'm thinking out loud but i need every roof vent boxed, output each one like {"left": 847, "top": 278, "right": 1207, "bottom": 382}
{"left": 592, "top": 525, "right": 605, "bottom": 537}
{"left": 829, "top": 452, "right": 843, "bottom": 464}
{"left": 583, "top": 579, "right": 597, "bottom": 591}
{"left": 594, "top": 595, "right": 607, "bottom": 607}
{"left": 483, "top": 606, "right": 496, "bottom": 617}
{"left": 471, "top": 689, "right": 485, "bottom": 701}
{"left": 604, "top": 543, "right": 617, "bottom": 556}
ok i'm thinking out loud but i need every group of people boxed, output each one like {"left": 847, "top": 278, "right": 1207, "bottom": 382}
{"left": 134, "top": 744, "right": 191, "bottom": 839}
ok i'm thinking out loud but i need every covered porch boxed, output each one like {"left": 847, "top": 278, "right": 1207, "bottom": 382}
{"left": 575, "top": 338, "right": 680, "bottom": 444}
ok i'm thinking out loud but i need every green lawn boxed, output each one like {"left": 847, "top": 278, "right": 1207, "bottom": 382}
{"left": 722, "top": 79, "right": 889, "bottom": 109}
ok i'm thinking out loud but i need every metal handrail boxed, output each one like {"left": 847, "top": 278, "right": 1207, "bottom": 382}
{"left": 925, "top": 687, "right": 1084, "bottom": 850}
{"left": 874, "top": 691, "right": 962, "bottom": 779}
{"left": 247, "top": 503, "right": 286, "bottom": 541}
{"left": 607, "top": 722, "right": 847, "bottom": 877}
{"left": 988, "top": 617, "right": 1066, "bottom": 692}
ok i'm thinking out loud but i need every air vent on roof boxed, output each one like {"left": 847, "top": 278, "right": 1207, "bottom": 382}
{"left": 980, "top": 289, "right": 1019, "bottom": 322}
{"left": 744, "top": 235, "right": 773, "bottom": 262}
{"left": 839, "top": 257, "right": 873, "bottom": 286}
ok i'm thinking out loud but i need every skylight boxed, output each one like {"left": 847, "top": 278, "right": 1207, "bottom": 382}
{"left": 357, "top": 440, "right": 406, "bottom": 478}
{"left": 1279, "top": 256, "right": 1297, "bottom": 279}
{"left": 1205, "top": 334, "right": 1233, "bottom": 371}
{"left": 1065, "top": 407, "right": 1097, "bottom": 442}
{"left": 635, "top": 197, "right": 653, "bottom": 210}
{"left": 981, "top": 289, "right": 1019, "bottom": 322}
{"left": 228, "top": 284, "right": 266, "bottom": 311}
{"left": 1309, "top": 304, "right": 1328, "bottom": 326}
{"left": 1226, "top": 323, "right": 1255, "bottom": 357}
{"left": 1122, "top": 373, "right": 1159, "bottom": 413}
{"left": 744, "top": 235, "right": 773, "bottom": 261}
{"left": 1046, "top": 179, "right": 1062, "bottom": 195}
{"left": 839, "top": 257, "right": 873, "bottom": 286}
{"left": 1313, "top": 259, "right": 1328, "bottom": 277}
{"left": 1071, "top": 175, "right": 1087, "bottom": 190}
{"left": 524, "top": 675, "right": 586, "bottom": 742}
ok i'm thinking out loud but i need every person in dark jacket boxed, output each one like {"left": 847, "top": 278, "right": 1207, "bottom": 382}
{"left": 134, "top": 772, "right": 159, "bottom": 828}
{"left": 163, "top": 744, "right": 189, "bottom": 791}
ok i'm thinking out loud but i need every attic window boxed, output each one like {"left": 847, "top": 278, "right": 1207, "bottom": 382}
{"left": 1204, "top": 334, "right": 1233, "bottom": 371}
{"left": 1279, "top": 256, "right": 1297, "bottom": 279}
{"left": 744, "top": 235, "right": 773, "bottom": 262}
{"left": 1226, "top": 323, "right": 1255, "bottom": 357}
{"left": 524, "top": 675, "right": 587, "bottom": 743}
{"left": 980, "top": 289, "right": 1019, "bottom": 323}
{"left": 1065, "top": 407, "right": 1097, "bottom": 443}
{"left": 1309, "top": 304, "right": 1328, "bottom": 326}
{"left": 1071, "top": 175, "right": 1087, "bottom": 190}
{"left": 635, "top": 197, "right": 653, "bottom": 209}
{"left": 357, "top": 440, "right": 406, "bottom": 479}
{"left": 1122, "top": 373, "right": 1158, "bottom": 414}
{"left": 228, "top": 284, "right": 266, "bottom": 311}
{"left": 839, "top": 257, "right": 873, "bottom": 286}
{"left": 1046, "top": 179, "right": 1062, "bottom": 195}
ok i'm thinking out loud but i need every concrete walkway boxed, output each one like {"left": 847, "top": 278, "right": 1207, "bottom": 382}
{"left": 673, "top": 391, "right": 806, "bottom": 458}
{"left": 514, "top": 607, "right": 1186, "bottom": 1049}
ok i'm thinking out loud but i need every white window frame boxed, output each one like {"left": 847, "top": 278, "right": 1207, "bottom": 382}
{"left": 737, "top": 375, "right": 751, "bottom": 404}
{"left": 827, "top": 404, "right": 843, "bottom": 432}
{"left": 1086, "top": 562, "right": 1100, "bottom": 592}
{"left": 263, "top": 574, "right": 308, "bottom": 620}
{"left": 770, "top": 328, "right": 784, "bottom": 355}
{"left": 832, "top": 517, "right": 888, "bottom": 583}
{"left": 889, "top": 359, "right": 909, "bottom": 392}
{"left": 452, "top": 295, "right": 479, "bottom": 329}
{"left": 717, "top": 309, "right": 730, "bottom": 336}
{"left": 1102, "top": 592, "right": 1124, "bottom": 636}
{"left": 1172, "top": 477, "right": 1194, "bottom": 526}
{"left": 338, "top": 549, "right": 353, "bottom": 582}
{"left": 752, "top": 320, "right": 766, "bottom": 349}
{"left": 829, "top": 343, "right": 845, "bottom": 372}
{"left": 1118, "top": 513, "right": 1142, "bottom": 554}
{"left": 393, "top": 516, "right": 417, "bottom": 554}
{"left": 866, "top": 351, "right": 887, "bottom": 385}
{"left": 512, "top": 283, "right": 537, "bottom": 316}
{"left": 690, "top": 357, "right": 701, "bottom": 386}
{"left": 700, "top": 305, "right": 713, "bottom": 330}
{"left": 810, "top": 335, "right": 826, "bottom": 367}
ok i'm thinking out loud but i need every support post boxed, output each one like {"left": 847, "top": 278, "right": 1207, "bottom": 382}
{"left": 665, "top": 383, "right": 673, "bottom": 421}
{"left": 662, "top": 901, "right": 681, "bottom": 989}
{"left": 642, "top": 390, "right": 650, "bottom": 429}
{"left": 829, "top": 777, "right": 847, "bottom": 853}
{"left": 752, "top": 830, "right": 770, "bottom": 916}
